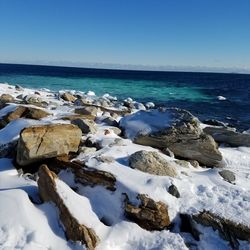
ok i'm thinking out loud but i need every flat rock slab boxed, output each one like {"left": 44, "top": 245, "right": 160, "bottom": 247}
{"left": 120, "top": 108, "right": 224, "bottom": 167}
{"left": 16, "top": 124, "right": 82, "bottom": 166}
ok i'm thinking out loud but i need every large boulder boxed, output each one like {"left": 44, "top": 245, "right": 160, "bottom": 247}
{"left": 120, "top": 108, "right": 224, "bottom": 167}
{"left": 38, "top": 165, "right": 99, "bottom": 249}
{"left": 124, "top": 194, "right": 170, "bottom": 231}
{"left": 129, "top": 150, "right": 178, "bottom": 177}
{"left": 16, "top": 124, "right": 82, "bottom": 166}
{"left": 203, "top": 126, "right": 250, "bottom": 147}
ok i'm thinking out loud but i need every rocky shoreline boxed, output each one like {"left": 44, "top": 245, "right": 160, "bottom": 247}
{"left": 0, "top": 83, "right": 250, "bottom": 249}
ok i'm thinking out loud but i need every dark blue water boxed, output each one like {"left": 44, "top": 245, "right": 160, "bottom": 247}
{"left": 0, "top": 63, "right": 249, "bottom": 130}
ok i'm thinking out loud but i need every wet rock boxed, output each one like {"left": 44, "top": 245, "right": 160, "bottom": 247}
{"left": 15, "top": 85, "right": 24, "bottom": 91}
{"left": 102, "top": 117, "right": 119, "bottom": 127}
{"left": 168, "top": 184, "right": 180, "bottom": 198}
{"left": 71, "top": 118, "right": 97, "bottom": 134}
{"left": 219, "top": 170, "right": 236, "bottom": 184}
{"left": 38, "top": 165, "right": 99, "bottom": 249}
{"left": 203, "top": 119, "right": 227, "bottom": 127}
{"left": 204, "top": 126, "right": 250, "bottom": 147}
{"left": 61, "top": 92, "right": 77, "bottom": 102}
{"left": 193, "top": 210, "right": 250, "bottom": 249}
{"left": 120, "top": 108, "right": 224, "bottom": 167}
{"left": 129, "top": 150, "right": 178, "bottom": 177}
{"left": 124, "top": 194, "right": 170, "bottom": 231}
{"left": 16, "top": 124, "right": 82, "bottom": 166}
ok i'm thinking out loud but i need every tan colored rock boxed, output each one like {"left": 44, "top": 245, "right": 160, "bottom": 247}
{"left": 38, "top": 165, "right": 99, "bottom": 250}
{"left": 61, "top": 92, "right": 77, "bottom": 102}
{"left": 0, "top": 94, "right": 15, "bottom": 103}
{"left": 71, "top": 118, "right": 97, "bottom": 134}
{"left": 61, "top": 114, "right": 96, "bottom": 121}
{"left": 16, "top": 124, "right": 82, "bottom": 166}
{"left": 124, "top": 194, "right": 170, "bottom": 231}
{"left": 0, "top": 106, "right": 50, "bottom": 128}
{"left": 75, "top": 106, "right": 99, "bottom": 117}
{"left": 129, "top": 150, "right": 178, "bottom": 177}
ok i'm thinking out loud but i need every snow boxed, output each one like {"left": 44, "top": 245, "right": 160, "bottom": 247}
{"left": 0, "top": 83, "right": 250, "bottom": 249}
{"left": 217, "top": 95, "right": 227, "bottom": 101}
{"left": 119, "top": 109, "right": 172, "bottom": 140}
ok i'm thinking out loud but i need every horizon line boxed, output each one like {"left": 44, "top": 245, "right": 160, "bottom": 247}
{"left": 1, "top": 61, "right": 250, "bottom": 75}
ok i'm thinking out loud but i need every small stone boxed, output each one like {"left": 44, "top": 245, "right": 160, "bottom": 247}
{"left": 168, "top": 184, "right": 180, "bottom": 198}
{"left": 219, "top": 170, "right": 236, "bottom": 184}
{"left": 61, "top": 92, "right": 77, "bottom": 102}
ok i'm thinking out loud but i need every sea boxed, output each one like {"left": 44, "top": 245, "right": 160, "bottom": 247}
{"left": 0, "top": 63, "right": 249, "bottom": 131}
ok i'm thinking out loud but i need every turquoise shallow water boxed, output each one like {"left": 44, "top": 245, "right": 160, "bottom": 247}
{"left": 0, "top": 63, "right": 250, "bottom": 130}
{"left": 0, "top": 74, "right": 210, "bottom": 103}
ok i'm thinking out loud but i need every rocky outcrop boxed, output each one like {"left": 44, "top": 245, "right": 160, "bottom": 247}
{"left": 124, "top": 194, "right": 170, "bottom": 231}
{"left": 61, "top": 92, "right": 77, "bottom": 102}
{"left": 129, "top": 150, "right": 178, "bottom": 177}
{"left": 16, "top": 124, "right": 82, "bottom": 166}
{"left": 193, "top": 210, "right": 250, "bottom": 249}
{"left": 120, "top": 108, "right": 223, "bottom": 167}
{"left": 71, "top": 118, "right": 97, "bottom": 134}
{"left": 203, "top": 126, "right": 250, "bottom": 147}
{"left": 0, "top": 106, "right": 50, "bottom": 128}
{"left": 38, "top": 165, "right": 99, "bottom": 249}
{"left": 47, "top": 156, "right": 116, "bottom": 191}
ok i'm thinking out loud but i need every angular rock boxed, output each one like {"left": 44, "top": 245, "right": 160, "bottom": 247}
{"left": 204, "top": 126, "right": 250, "bottom": 147}
{"left": 124, "top": 194, "right": 170, "bottom": 231}
{"left": 71, "top": 118, "right": 97, "bottom": 134}
{"left": 38, "top": 165, "right": 99, "bottom": 249}
{"left": 193, "top": 210, "right": 250, "bottom": 249}
{"left": 47, "top": 157, "right": 116, "bottom": 191}
{"left": 120, "top": 108, "right": 224, "bottom": 167}
{"left": 75, "top": 106, "right": 99, "bottom": 117}
{"left": 129, "top": 150, "right": 178, "bottom": 177}
{"left": 24, "top": 94, "right": 46, "bottom": 106}
{"left": 61, "top": 114, "right": 96, "bottom": 121}
{"left": 16, "top": 124, "right": 82, "bottom": 166}
{"left": 168, "top": 184, "right": 180, "bottom": 198}
{"left": 61, "top": 92, "right": 77, "bottom": 102}
{"left": 219, "top": 170, "right": 236, "bottom": 184}
{"left": 102, "top": 117, "right": 119, "bottom": 127}
{"left": 0, "top": 106, "right": 50, "bottom": 128}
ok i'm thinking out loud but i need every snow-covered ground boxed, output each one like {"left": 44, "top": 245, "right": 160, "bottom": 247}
{"left": 0, "top": 83, "right": 249, "bottom": 249}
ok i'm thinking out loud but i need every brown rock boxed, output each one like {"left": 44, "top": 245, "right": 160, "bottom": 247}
{"left": 193, "top": 210, "right": 250, "bottom": 249}
{"left": 75, "top": 106, "right": 99, "bottom": 117}
{"left": 0, "top": 94, "right": 15, "bottom": 103}
{"left": 61, "top": 92, "right": 77, "bottom": 102}
{"left": 124, "top": 194, "right": 170, "bottom": 231}
{"left": 38, "top": 165, "right": 99, "bottom": 249}
{"left": 47, "top": 156, "right": 116, "bottom": 191}
{"left": 71, "top": 118, "right": 97, "bottom": 134}
{"left": 16, "top": 124, "right": 82, "bottom": 166}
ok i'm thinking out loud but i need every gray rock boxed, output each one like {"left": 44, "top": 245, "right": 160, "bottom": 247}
{"left": 120, "top": 108, "right": 224, "bottom": 167}
{"left": 204, "top": 126, "right": 250, "bottom": 147}
{"left": 168, "top": 184, "right": 180, "bottom": 198}
{"left": 102, "top": 117, "right": 119, "bottom": 127}
{"left": 161, "top": 148, "right": 174, "bottom": 157}
{"left": 129, "top": 150, "right": 178, "bottom": 177}
{"left": 219, "top": 170, "right": 236, "bottom": 184}
{"left": 15, "top": 85, "right": 24, "bottom": 91}
{"left": 75, "top": 106, "right": 99, "bottom": 117}
{"left": 71, "top": 118, "right": 97, "bottom": 134}
{"left": 78, "top": 146, "right": 97, "bottom": 154}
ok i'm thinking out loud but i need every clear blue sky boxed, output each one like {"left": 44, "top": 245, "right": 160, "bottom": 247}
{"left": 0, "top": 0, "right": 250, "bottom": 71}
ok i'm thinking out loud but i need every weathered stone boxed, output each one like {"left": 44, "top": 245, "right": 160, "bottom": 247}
{"left": 219, "top": 170, "right": 236, "bottom": 184}
{"left": 168, "top": 184, "right": 180, "bottom": 198}
{"left": 204, "top": 126, "right": 250, "bottom": 147}
{"left": 78, "top": 146, "right": 97, "bottom": 154}
{"left": 161, "top": 148, "right": 174, "bottom": 158}
{"left": 175, "top": 159, "right": 190, "bottom": 168}
{"left": 61, "top": 92, "right": 77, "bottom": 102}
{"left": 75, "top": 106, "right": 99, "bottom": 117}
{"left": 61, "top": 114, "right": 96, "bottom": 121}
{"left": 0, "top": 106, "right": 50, "bottom": 128}
{"left": 124, "top": 194, "right": 170, "bottom": 231}
{"left": 129, "top": 150, "right": 178, "bottom": 177}
{"left": 23, "top": 94, "right": 45, "bottom": 106}
{"left": 38, "top": 165, "right": 99, "bottom": 249}
{"left": 193, "top": 210, "right": 250, "bottom": 249}
{"left": 71, "top": 119, "right": 97, "bottom": 134}
{"left": 0, "top": 94, "right": 14, "bottom": 103}
{"left": 188, "top": 160, "right": 200, "bottom": 168}
{"left": 120, "top": 108, "right": 224, "bottom": 167}
{"left": 47, "top": 157, "right": 116, "bottom": 191}
{"left": 16, "top": 124, "right": 82, "bottom": 166}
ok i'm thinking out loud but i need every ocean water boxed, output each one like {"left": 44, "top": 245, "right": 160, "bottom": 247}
{"left": 0, "top": 63, "right": 250, "bottom": 130}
